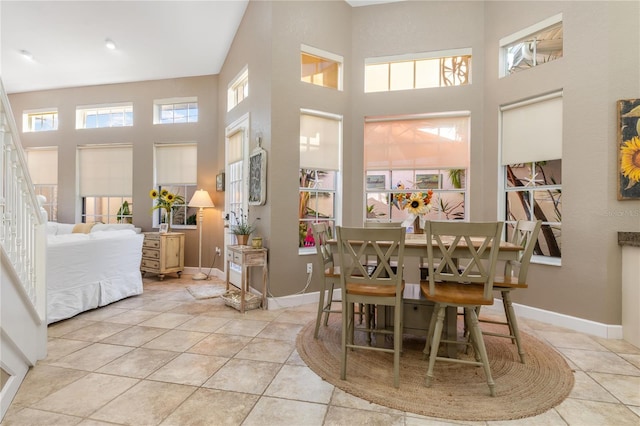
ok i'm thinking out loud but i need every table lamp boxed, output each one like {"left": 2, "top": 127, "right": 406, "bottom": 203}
{"left": 188, "top": 189, "right": 214, "bottom": 280}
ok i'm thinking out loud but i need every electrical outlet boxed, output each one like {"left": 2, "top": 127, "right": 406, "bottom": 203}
{"left": 215, "top": 247, "right": 221, "bottom": 255}
{"left": 306, "top": 263, "right": 313, "bottom": 273}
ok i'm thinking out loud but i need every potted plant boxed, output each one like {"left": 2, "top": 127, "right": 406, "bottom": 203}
{"left": 230, "top": 209, "right": 258, "bottom": 245}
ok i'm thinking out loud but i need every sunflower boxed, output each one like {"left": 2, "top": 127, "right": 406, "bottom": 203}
{"left": 620, "top": 136, "right": 640, "bottom": 187}
{"left": 405, "top": 192, "right": 429, "bottom": 215}
{"left": 149, "top": 189, "right": 159, "bottom": 199}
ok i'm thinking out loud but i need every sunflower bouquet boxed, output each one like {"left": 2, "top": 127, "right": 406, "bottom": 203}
{"left": 395, "top": 188, "right": 434, "bottom": 231}
{"left": 149, "top": 188, "right": 185, "bottom": 229}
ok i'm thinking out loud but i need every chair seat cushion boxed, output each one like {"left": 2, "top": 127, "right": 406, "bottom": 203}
{"left": 420, "top": 281, "right": 493, "bottom": 306}
{"left": 346, "top": 281, "right": 405, "bottom": 297}
{"left": 493, "top": 275, "right": 528, "bottom": 289}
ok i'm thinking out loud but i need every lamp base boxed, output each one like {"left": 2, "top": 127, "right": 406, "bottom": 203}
{"left": 192, "top": 272, "right": 207, "bottom": 281}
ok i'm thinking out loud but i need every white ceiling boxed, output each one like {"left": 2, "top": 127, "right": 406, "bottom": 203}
{"left": 1, "top": 0, "right": 402, "bottom": 95}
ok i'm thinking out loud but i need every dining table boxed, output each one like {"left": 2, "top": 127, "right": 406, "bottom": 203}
{"left": 330, "top": 230, "right": 524, "bottom": 357}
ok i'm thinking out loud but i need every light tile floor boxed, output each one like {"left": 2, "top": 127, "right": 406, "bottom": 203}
{"left": 3, "top": 274, "right": 640, "bottom": 425}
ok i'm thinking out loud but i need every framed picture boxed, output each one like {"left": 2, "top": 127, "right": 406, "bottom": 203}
{"left": 416, "top": 174, "right": 440, "bottom": 190}
{"left": 249, "top": 147, "right": 267, "bottom": 205}
{"left": 617, "top": 98, "right": 640, "bottom": 200}
{"left": 216, "top": 173, "right": 225, "bottom": 192}
{"left": 159, "top": 223, "right": 168, "bottom": 234}
{"left": 366, "top": 174, "right": 386, "bottom": 190}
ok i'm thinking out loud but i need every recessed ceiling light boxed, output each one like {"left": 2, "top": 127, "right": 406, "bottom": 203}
{"left": 19, "top": 49, "right": 34, "bottom": 60}
{"left": 105, "top": 38, "right": 116, "bottom": 50}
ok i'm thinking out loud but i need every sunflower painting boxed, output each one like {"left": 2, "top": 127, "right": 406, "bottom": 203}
{"left": 618, "top": 99, "right": 640, "bottom": 200}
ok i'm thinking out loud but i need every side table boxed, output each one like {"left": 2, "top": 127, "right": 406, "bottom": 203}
{"left": 225, "top": 245, "right": 268, "bottom": 313}
{"left": 141, "top": 232, "right": 185, "bottom": 280}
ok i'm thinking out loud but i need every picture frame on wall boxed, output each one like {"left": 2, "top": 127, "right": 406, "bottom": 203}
{"left": 617, "top": 98, "right": 640, "bottom": 200}
{"left": 216, "top": 172, "right": 225, "bottom": 192}
{"left": 249, "top": 147, "right": 267, "bottom": 205}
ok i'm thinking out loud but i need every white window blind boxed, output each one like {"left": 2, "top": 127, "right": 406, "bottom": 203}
{"left": 26, "top": 147, "right": 58, "bottom": 184}
{"left": 78, "top": 145, "right": 133, "bottom": 196}
{"left": 364, "top": 115, "right": 469, "bottom": 170}
{"left": 227, "top": 130, "right": 244, "bottom": 164}
{"left": 501, "top": 92, "right": 563, "bottom": 165}
{"left": 300, "top": 111, "right": 341, "bottom": 171}
{"left": 155, "top": 143, "right": 197, "bottom": 184}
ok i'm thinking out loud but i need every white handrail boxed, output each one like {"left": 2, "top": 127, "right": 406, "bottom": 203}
{"left": 0, "top": 78, "right": 46, "bottom": 321}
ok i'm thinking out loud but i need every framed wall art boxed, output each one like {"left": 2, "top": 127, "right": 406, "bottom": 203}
{"left": 617, "top": 98, "right": 640, "bottom": 200}
{"left": 249, "top": 147, "right": 267, "bottom": 205}
{"left": 216, "top": 172, "right": 225, "bottom": 192}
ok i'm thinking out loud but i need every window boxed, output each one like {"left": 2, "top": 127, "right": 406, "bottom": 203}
{"left": 153, "top": 143, "right": 198, "bottom": 228}
{"left": 501, "top": 92, "right": 563, "bottom": 262}
{"left": 153, "top": 97, "right": 198, "bottom": 124}
{"left": 365, "top": 49, "right": 471, "bottom": 93}
{"left": 299, "top": 110, "right": 341, "bottom": 250}
{"left": 500, "top": 14, "right": 563, "bottom": 77}
{"left": 364, "top": 114, "right": 469, "bottom": 223}
{"left": 78, "top": 145, "right": 133, "bottom": 223}
{"left": 23, "top": 109, "right": 58, "bottom": 132}
{"left": 76, "top": 103, "right": 133, "bottom": 129}
{"left": 301, "top": 44, "right": 343, "bottom": 90}
{"left": 227, "top": 66, "right": 248, "bottom": 111}
{"left": 25, "top": 147, "right": 58, "bottom": 221}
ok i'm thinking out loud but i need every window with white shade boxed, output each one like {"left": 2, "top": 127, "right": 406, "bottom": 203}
{"left": 501, "top": 91, "right": 562, "bottom": 262}
{"left": 364, "top": 114, "right": 469, "bottom": 224}
{"left": 153, "top": 143, "right": 198, "bottom": 228}
{"left": 25, "top": 147, "right": 58, "bottom": 221}
{"left": 23, "top": 109, "right": 58, "bottom": 132}
{"left": 299, "top": 110, "right": 341, "bottom": 250}
{"left": 78, "top": 145, "right": 133, "bottom": 224}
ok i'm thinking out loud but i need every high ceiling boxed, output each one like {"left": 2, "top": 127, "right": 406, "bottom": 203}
{"left": 1, "top": 0, "right": 403, "bottom": 95}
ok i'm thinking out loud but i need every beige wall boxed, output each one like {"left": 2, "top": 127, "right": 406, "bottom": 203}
{"left": 9, "top": 0, "right": 640, "bottom": 326}
{"left": 9, "top": 75, "right": 221, "bottom": 270}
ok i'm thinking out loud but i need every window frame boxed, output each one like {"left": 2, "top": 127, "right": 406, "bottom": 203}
{"left": 22, "top": 108, "right": 58, "bottom": 132}
{"left": 76, "top": 103, "right": 134, "bottom": 129}
{"left": 300, "top": 44, "right": 343, "bottom": 91}
{"left": 227, "top": 66, "right": 249, "bottom": 112}
{"left": 153, "top": 97, "right": 198, "bottom": 124}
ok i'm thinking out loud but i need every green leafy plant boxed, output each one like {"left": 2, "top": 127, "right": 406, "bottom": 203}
{"left": 116, "top": 200, "right": 132, "bottom": 223}
{"left": 230, "top": 209, "right": 258, "bottom": 235}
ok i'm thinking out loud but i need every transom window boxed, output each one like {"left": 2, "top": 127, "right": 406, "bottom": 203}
{"left": 301, "top": 44, "right": 343, "bottom": 90}
{"left": 76, "top": 103, "right": 133, "bottom": 129}
{"left": 299, "top": 110, "right": 341, "bottom": 250}
{"left": 365, "top": 49, "right": 471, "bottom": 93}
{"left": 153, "top": 97, "right": 198, "bottom": 124}
{"left": 227, "top": 66, "right": 249, "bottom": 111}
{"left": 364, "top": 114, "right": 470, "bottom": 223}
{"left": 22, "top": 109, "right": 58, "bottom": 132}
{"left": 500, "top": 14, "right": 563, "bottom": 77}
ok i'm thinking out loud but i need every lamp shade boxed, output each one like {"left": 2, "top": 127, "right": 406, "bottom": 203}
{"left": 188, "top": 189, "right": 214, "bottom": 208}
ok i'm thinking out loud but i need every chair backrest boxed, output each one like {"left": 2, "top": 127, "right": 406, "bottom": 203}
{"left": 335, "top": 226, "right": 406, "bottom": 291}
{"left": 506, "top": 219, "right": 542, "bottom": 281}
{"left": 364, "top": 221, "right": 402, "bottom": 228}
{"left": 425, "top": 220, "right": 503, "bottom": 302}
{"left": 311, "top": 222, "right": 335, "bottom": 274}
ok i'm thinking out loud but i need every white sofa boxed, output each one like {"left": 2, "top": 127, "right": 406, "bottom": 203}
{"left": 46, "top": 222, "right": 144, "bottom": 324}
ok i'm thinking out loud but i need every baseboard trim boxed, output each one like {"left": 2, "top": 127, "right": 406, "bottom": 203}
{"left": 181, "top": 268, "right": 623, "bottom": 339}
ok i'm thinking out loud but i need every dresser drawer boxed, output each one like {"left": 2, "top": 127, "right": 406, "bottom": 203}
{"left": 143, "top": 239, "right": 160, "bottom": 249}
{"left": 141, "top": 258, "right": 160, "bottom": 270}
{"left": 244, "top": 252, "right": 265, "bottom": 266}
{"left": 142, "top": 248, "right": 160, "bottom": 259}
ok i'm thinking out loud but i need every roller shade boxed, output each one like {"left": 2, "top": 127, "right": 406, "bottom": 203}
{"left": 227, "top": 130, "right": 244, "bottom": 163}
{"left": 300, "top": 112, "right": 341, "bottom": 171}
{"left": 501, "top": 92, "right": 563, "bottom": 165}
{"left": 26, "top": 147, "right": 58, "bottom": 185}
{"left": 155, "top": 143, "right": 197, "bottom": 184}
{"left": 365, "top": 115, "right": 469, "bottom": 170}
{"left": 78, "top": 145, "right": 132, "bottom": 196}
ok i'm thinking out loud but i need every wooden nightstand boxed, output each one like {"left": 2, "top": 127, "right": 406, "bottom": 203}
{"left": 141, "top": 232, "right": 185, "bottom": 280}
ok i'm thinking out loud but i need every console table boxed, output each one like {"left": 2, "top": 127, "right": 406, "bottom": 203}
{"left": 141, "top": 232, "right": 184, "bottom": 280}
{"left": 225, "top": 245, "right": 268, "bottom": 313}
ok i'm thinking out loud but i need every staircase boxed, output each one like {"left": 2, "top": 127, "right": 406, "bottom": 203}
{"left": 0, "top": 78, "right": 48, "bottom": 421}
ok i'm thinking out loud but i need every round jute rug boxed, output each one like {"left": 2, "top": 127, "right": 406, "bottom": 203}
{"left": 296, "top": 317, "right": 574, "bottom": 421}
